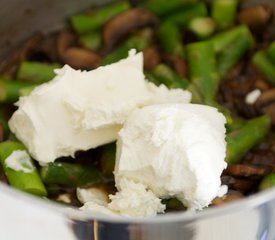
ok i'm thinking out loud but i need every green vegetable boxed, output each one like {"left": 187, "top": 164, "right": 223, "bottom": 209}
{"left": 259, "top": 173, "right": 275, "bottom": 191}
{"left": 0, "top": 79, "right": 33, "bottom": 103}
{"left": 17, "top": 61, "right": 61, "bottom": 84}
{"left": 102, "top": 33, "right": 150, "bottom": 65}
{"left": 188, "top": 17, "right": 216, "bottom": 39}
{"left": 186, "top": 40, "right": 220, "bottom": 102}
{"left": 252, "top": 50, "right": 275, "bottom": 85}
{"left": 211, "top": 25, "right": 255, "bottom": 53}
{"left": 267, "top": 41, "right": 275, "bottom": 64}
{"left": 158, "top": 21, "right": 185, "bottom": 58}
{"left": 217, "top": 32, "right": 252, "bottom": 78}
{"left": 79, "top": 31, "right": 102, "bottom": 51}
{"left": 18, "top": 85, "right": 37, "bottom": 97}
{"left": 0, "top": 141, "right": 47, "bottom": 196}
{"left": 151, "top": 64, "right": 189, "bottom": 89}
{"left": 70, "top": 2, "right": 130, "bottom": 34}
{"left": 100, "top": 143, "right": 116, "bottom": 178}
{"left": 226, "top": 115, "right": 271, "bottom": 164}
{"left": 164, "top": 2, "right": 207, "bottom": 27}
{"left": 142, "top": 0, "right": 198, "bottom": 17}
{"left": 211, "top": 0, "right": 238, "bottom": 29}
{"left": 41, "top": 162, "right": 103, "bottom": 187}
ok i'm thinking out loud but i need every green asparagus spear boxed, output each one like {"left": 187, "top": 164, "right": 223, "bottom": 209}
{"left": 217, "top": 33, "right": 252, "bottom": 78}
{"left": 188, "top": 17, "right": 216, "bottom": 39}
{"left": 41, "top": 162, "right": 103, "bottom": 187}
{"left": 226, "top": 115, "right": 271, "bottom": 164}
{"left": 165, "top": 2, "right": 208, "bottom": 27}
{"left": 186, "top": 40, "right": 220, "bottom": 103}
{"left": 259, "top": 173, "right": 275, "bottom": 191}
{"left": 100, "top": 143, "right": 116, "bottom": 178}
{"left": 252, "top": 50, "right": 275, "bottom": 85}
{"left": 17, "top": 61, "right": 60, "bottom": 84}
{"left": 158, "top": 21, "right": 185, "bottom": 58}
{"left": 0, "top": 79, "right": 33, "bottom": 103}
{"left": 79, "top": 31, "right": 102, "bottom": 51}
{"left": 102, "top": 32, "right": 150, "bottom": 65}
{"left": 151, "top": 64, "right": 189, "bottom": 89}
{"left": 18, "top": 85, "right": 37, "bottom": 97}
{"left": 142, "top": 0, "right": 198, "bottom": 17}
{"left": 211, "top": 0, "right": 238, "bottom": 29}
{"left": 267, "top": 41, "right": 275, "bottom": 64}
{"left": 70, "top": 2, "right": 130, "bottom": 34}
{"left": 0, "top": 141, "right": 47, "bottom": 196}
{"left": 211, "top": 25, "right": 255, "bottom": 53}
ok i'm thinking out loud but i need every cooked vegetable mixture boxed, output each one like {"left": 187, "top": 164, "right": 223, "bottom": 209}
{"left": 0, "top": 0, "right": 275, "bottom": 212}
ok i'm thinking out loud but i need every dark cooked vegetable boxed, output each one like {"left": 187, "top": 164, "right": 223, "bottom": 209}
{"left": 70, "top": 2, "right": 130, "bottom": 34}
{"left": 143, "top": 47, "right": 162, "bottom": 71}
{"left": 41, "top": 162, "right": 103, "bottom": 187}
{"left": 186, "top": 40, "right": 219, "bottom": 102}
{"left": 158, "top": 21, "right": 185, "bottom": 58}
{"left": 61, "top": 47, "right": 101, "bottom": 70}
{"left": 267, "top": 42, "right": 275, "bottom": 64}
{"left": 226, "top": 115, "right": 271, "bottom": 164}
{"left": 237, "top": 4, "right": 272, "bottom": 29}
{"left": 0, "top": 141, "right": 47, "bottom": 196}
{"left": 102, "top": 8, "right": 159, "bottom": 53}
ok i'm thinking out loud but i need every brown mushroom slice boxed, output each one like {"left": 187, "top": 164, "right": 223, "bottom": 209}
{"left": 57, "top": 30, "right": 77, "bottom": 59}
{"left": 221, "top": 175, "right": 256, "bottom": 193}
{"left": 238, "top": 4, "right": 272, "bottom": 29}
{"left": 102, "top": 8, "right": 159, "bottom": 53}
{"left": 255, "top": 88, "right": 275, "bottom": 109}
{"left": 143, "top": 47, "right": 161, "bottom": 71}
{"left": 262, "top": 103, "right": 275, "bottom": 125}
{"left": 163, "top": 54, "right": 188, "bottom": 78}
{"left": 224, "top": 164, "right": 272, "bottom": 179}
{"left": 62, "top": 47, "right": 101, "bottom": 70}
{"left": 211, "top": 190, "right": 243, "bottom": 206}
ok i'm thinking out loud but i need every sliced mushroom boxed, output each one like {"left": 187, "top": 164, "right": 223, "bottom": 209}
{"left": 255, "top": 88, "right": 275, "bottom": 109}
{"left": 221, "top": 175, "right": 256, "bottom": 193}
{"left": 57, "top": 29, "right": 77, "bottom": 59}
{"left": 163, "top": 54, "right": 188, "bottom": 78}
{"left": 62, "top": 47, "right": 101, "bottom": 70}
{"left": 238, "top": 4, "right": 272, "bottom": 29}
{"left": 102, "top": 8, "right": 159, "bottom": 53}
{"left": 143, "top": 47, "right": 161, "bottom": 71}
{"left": 262, "top": 103, "right": 275, "bottom": 125}
{"left": 224, "top": 164, "right": 272, "bottom": 179}
{"left": 211, "top": 190, "right": 243, "bottom": 206}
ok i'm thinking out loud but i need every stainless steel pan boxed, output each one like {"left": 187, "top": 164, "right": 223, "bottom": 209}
{"left": 0, "top": 1, "right": 275, "bottom": 239}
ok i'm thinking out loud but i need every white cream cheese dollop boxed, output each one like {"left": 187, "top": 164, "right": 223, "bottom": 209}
{"left": 5, "top": 150, "right": 35, "bottom": 173}
{"left": 8, "top": 50, "right": 191, "bottom": 163}
{"left": 115, "top": 103, "right": 227, "bottom": 211}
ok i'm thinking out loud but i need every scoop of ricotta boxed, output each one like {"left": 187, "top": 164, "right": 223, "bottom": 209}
{"left": 9, "top": 50, "right": 191, "bottom": 163}
{"left": 115, "top": 103, "right": 227, "bottom": 210}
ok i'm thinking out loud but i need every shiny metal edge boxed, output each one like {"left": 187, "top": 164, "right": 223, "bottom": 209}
{"left": 1, "top": 181, "right": 275, "bottom": 223}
